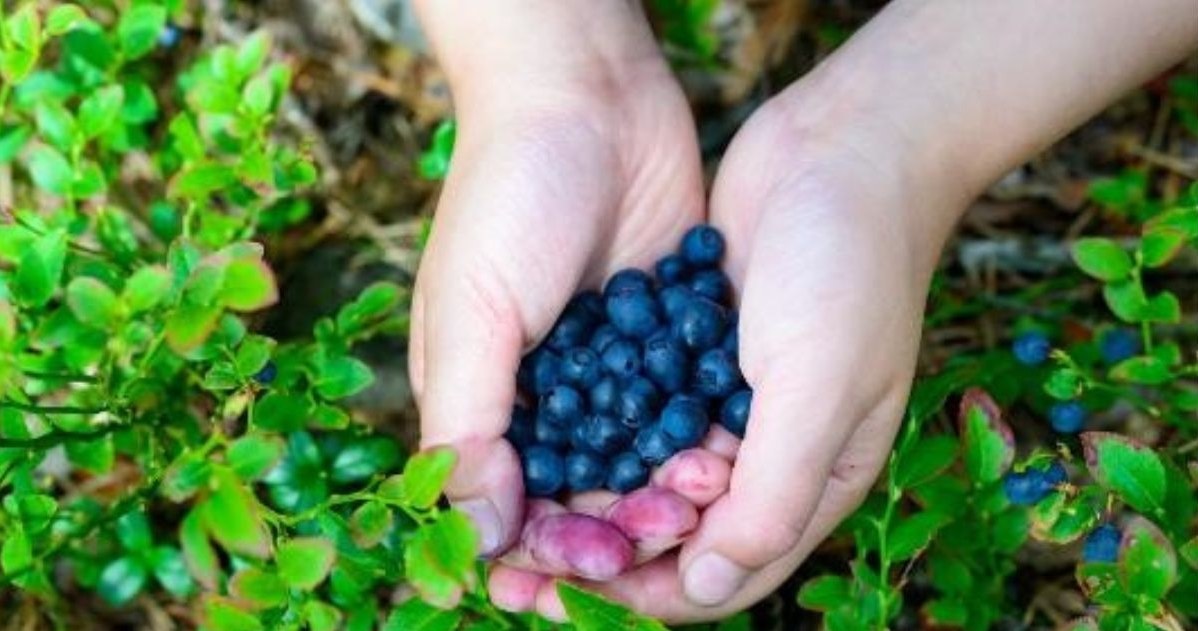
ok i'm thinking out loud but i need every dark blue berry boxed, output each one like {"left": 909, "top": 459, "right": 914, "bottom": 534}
{"left": 158, "top": 24, "right": 181, "bottom": 48}
{"left": 606, "top": 287, "right": 662, "bottom": 339}
{"left": 565, "top": 451, "right": 607, "bottom": 492}
{"left": 616, "top": 376, "right": 660, "bottom": 429}
{"left": 1100, "top": 328, "right": 1140, "bottom": 364}
{"left": 660, "top": 397, "right": 709, "bottom": 449}
{"left": 693, "top": 348, "right": 742, "bottom": 398}
{"left": 589, "top": 377, "right": 619, "bottom": 413}
{"left": 601, "top": 339, "right": 643, "bottom": 380}
{"left": 1049, "top": 400, "right": 1086, "bottom": 434}
{"left": 589, "top": 324, "right": 622, "bottom": 354}
{"left": 658, "top": 284, "right": 695, "bottom": 321}
{"left": 542, "top": 385, "right": 584, "bottom": 421}
{"left": 680, "top": 224, "right": 725, "bottom": 266}
{"left": 654, "top": 254, "right": 690, "bottom": 285}
{"left": 570, "top": 420, "right": 591, "bottom": 452}
{"left": 606, "top": 452, "right": 650, "bottom": 493}
{"left": 506, "top": 405, "right": 536, "bottom": 449}
{"left": 720, "top": 390, "right": 752, "bottom": 437}
{"left": 643, "top": 333, "right": 689, "bottom": 393}
{"left": 546, "top": 311, "right": 594, "bottom": 352}
{"left": 253, "top": 361, "right": 278, "bottom": 384}
{"left": 673, "top": 296, "right": 728, "bottom": 351}
{"left": 522, "top": 446, "right": 565, "bottom": 497}
{"left": 572, "top": 290, "right": 606, "bottom": 322}
{"left": 604, "top": 269, "right": 654, "bottom": 297}
{"left": 721, "top": 325, "right": 739, "bottom": 356}
{"left": 689, "top": 269, "right": 731, "bottom": 304}
{"left": 560, "top": 347, "right": 602, "bottom": 388}
{"left": 1082, "top": 523, "right": 1120, "bottom": 563}
{"left": 1012, "top": 331, "right": 1051, "bottom": 366}
{"left": 1041, "top": 460, "right": 1068, "bottom": 488}
{"left": 634, "top": 423, "right": 675, "bottom": 465}
{"left": 584, "top": 414, "right": 634, "bottom": 455}
{"left": 519, "top": 349, "right": 560, "bottom": 396}
{"left": 1002, "top": 471, "right": 1042, "bottom": 506}
{"left": 534, "top": 411, "right": 570, "bottom": 448}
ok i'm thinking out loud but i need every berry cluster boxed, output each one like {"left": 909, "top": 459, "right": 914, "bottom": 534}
{"left": 508, "top": 225, "right": 751, "bottom": 497}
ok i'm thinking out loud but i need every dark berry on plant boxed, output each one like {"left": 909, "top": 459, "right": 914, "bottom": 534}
{"left": 589, "top": 377, "right": 619, "bottom": 414}
{"left": 560, "top": 347, "right": 602, "bottom": 389}
{"left": 542, "top": 385, "right": 585, "bottom": 422}
{"left": 680, "top": 224, "right": 725, "bottom": 266}
{"left": 1041, "top": 460, "right": 1068, "bottom": 488}
{"left": 1012, "top": 331, "right": 1051, "bottom": 366}
{"left": 565, "top": 451, "right": 608, "bottom": 492}
{"left": 158, "top": 24, "right": 181, "bottom": 48}
{"left": 1099, "top": 328, "right": 1140, "bottom": 364}
{"left": 534, "top": 412, "right": 570, "bottom": 449}
{"left": 655, "top": 254, "right": 690, "bottom": 286}
{"left": 689, "top": 269, "right": 731, "bottom": 304}
{"left": 1002, "top": 471, "right": 1043, "bottom": 506}
{"left": 673, "top": 296, "right": 728, "bottom": 351}
{"left": 616, "top": 376, "right": 660, "bottom": 429}
{"left": 660, "top": 397, "right": 710, "bottom": 449}
{"left": 522, "top": 446, "right": 565, "bottom": 497}
{"left": 601, "top": 339, "right": 643, "bottom": 380}
{"left": 589, "top": 324, "right": 622, "bottom": 354}
{"left": 253, "top": 361, "right": 278, "bottom": 384}
{"left": 1082, "top": 523, "right": 1121, "bottom": 563}
{"left": 604, "top": 268, "right": 654, "bottom": 297}
{"left": 634, "top": 423, "right": 675, "bottom": 466}
{"left": 720, "top": 389, "right": 752, "bottom": 438}
{"left": 658, "top": 284, "right": 695, "bottom": 321}
{"left": 643, "top": 333, "right": 689, "bottom": 393}
{"left": 606, "top": 452, "right": 650, "bottom": 493}
{"left": 606, "top": 287, "right": 662, "bottom": 339}
{"left": 506, "top": 405, "right": 536, "bottom": 449}
{"left": 584, "top": 414, "right": 634, "bottom": 455}
{"left": 693, "top": 348, "right": 742, "bottom": 398}
{"left": 1048, "top": 400, "right": 1086, "bottom": 434}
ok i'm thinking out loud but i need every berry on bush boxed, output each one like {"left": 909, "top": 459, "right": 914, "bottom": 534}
{"left": 253, "top": 361, "right": 278, "bottom": 384}
{"left": 1002, "top": 460, "right": 1067, "bottom": 506}
{"left": 1048, "top": 400, "right": 1087, "bottom": 433}
{"left": 1012, "top": 331, "right": 1052, "bottom": 365}
{"left": 1099, "top": 328, "right": 1140, "bottom": 364}
{"left": 1082, "top": 523, "right": 1121, "bottom": 563}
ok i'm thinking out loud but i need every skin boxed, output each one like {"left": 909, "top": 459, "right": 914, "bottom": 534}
{"left": 411, "top": 0, "right": 1198, "bottom": 623}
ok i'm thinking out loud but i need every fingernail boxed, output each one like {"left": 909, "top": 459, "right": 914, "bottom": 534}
{"left": 455, "top": 498, "right": 502, "bottom": 556}
{"left": 684, "top": 553, "right": 747, "bottom": 606}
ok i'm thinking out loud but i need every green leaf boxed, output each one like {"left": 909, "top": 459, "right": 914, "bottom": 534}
{"left": 797, "top": 575, "right": 852, "bottom": 611}
{"left": 165, "top": 304, "right": 222, "bottom": 353}
{"left": 121, "top": 78, "right": 158, "bottom": 123}
{"left": 304, "top": 601, "right": 342, "bottom": 631}
{"left": 180, "top": 508, "right": 219, "bottom": 590}
{"left": 234, "top": 335, "right": 275, "bottom": 377}
{"left": 71, "top": 159, "right": 105, "bottom": 198}
{"left": 331, "top": 436, "right": 401, "bottom": 484}
{"left": 392, "top": 447, "right": 456, "bottom": 509}
{"left": 276, "top": 538, "right": 336, "bottom": 590}
{"left": 251, "top": 392, "right": 310, "bottom": 432}
{"left": 350, "top": 501, "right": 393, "bottom": 549}
{"left": 1072, "top": 238, "right": 1133, "bottom": 281}
{"left": 203, "top": 597, "right": 264, "bottom": 631}
{"left": 169, "top": 163, "right": 236, "bottom": 199}
{"left": 219, "top": 259, "right": 278, "bottom": 312}
{"left": 382, "top": 599, "right": 462, "bottom": 631}
{"left": 921, "top": 599, "right": 968, "bottom": 626}
{"left": 0, "top": 124, "right": 32, "bottom": 163}
{"left": 66, "top": 277, "right": 118, "bottom": 328}
{"left": 97, "top": 556, "right": 149, "bottom": 606}
{"left": 1103, "top": 279, "right": 1149, "bottom": 323}
{"left": 404, "top": 510, "right": 479, "bottom": 607}
{"left": 123, "top": 266, "right": 171, "bottom": 313}
{"left": 117, "top": 5, "right": 166, "bottom": 59}
{"left": 1141, "top": 291, "right": 1181, "bottom": 323}
{"left": 1082, "top": 432, "right": 1167, "bottom": 514}
{"left": 5, "top": 5, "right": 39, "bottom": 50}
{"left": 230, "top": 567, "right": 288, "bottom": 609}
{"left": 227, "top": 434, "right": 284, "bottom": 481}
{"left": 557, "top": 582, "right": 669, "bottom": 631}
{"left": 1140, "top": 226, "right": 1187, "bottom": 268}
{"left": 1109, "top": 356, "right": 1173, "bottom": 385}
{"left": 242, "top": 75, "right": 275, "bottom": 117}
{"left": 1, "top": 530, "right": 33, "bottom": 575}
{"left": 24, "top": 144, "right": 73, "bottom": 195}
{"left": 46, "top": 5, "right": 89, "bottom": 35}
{"left": 314, "top": 354, "right": 374, "bottom": 400}
{"left": 0, "top": 48, "right": 37, "bottom": 83}
{"left": 204, "top": 467, "right": 271, "bottom": 559}
{"left": 1146, "top": 206, "right": 1198, "bottom": 240}
{"left": 151, "top": 545, "right": 194, "bottom": 598}
{"left": 1180, "top": 536, "right": 1198, "bottom": 570}
{"left": 35, "top": 101, "right": 76, "bottom": 151}
{"left": 958, "top": 388, "right": 1014, "bottom": 485}
{"left": 4, "top": 494, "right": 57, "bottom": 534}
{"left": 893, "top": 435, "right": 957, "bottom": 489}
{"left": 168, "top": 114, "right": 204, "bottom": 160}
{"left": 116, "top": 510, "right": 154, "bottom": 551}
{"left": 1045, "top": 367, "right": 1085, "bottom": 400}
{"left": 78, "top": 84, "right": 125, "bottom": 139}
{"left": 886, "top": 511, "right": 949, "bottom": 562}
{"left": 162, "top": 453, "right": 211, "bottom": 503}
{"left": 13, "top": 230, "right": 67, "bottom": 308}
{"left": 1118, "top": 517, "right": 1177, "bottom": 600}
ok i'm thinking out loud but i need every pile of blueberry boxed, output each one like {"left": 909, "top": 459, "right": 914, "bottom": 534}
{"left": 508, "top": 225, "right": 751, "bottom": 498}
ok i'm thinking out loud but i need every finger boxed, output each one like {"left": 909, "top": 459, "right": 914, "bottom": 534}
{"left": 606, "top": 487, "right": 698, "bottom": 558}
{"left": 523, "top": 513, "right": 635, "bottom": 581}
{"left": 700, "top": 425, "right": 741, "bottom": 461}
{"left": 651, "top": 448, "right": 732, "bottom": 507}
{"left": 488, "top": 566, "right": 549, "bottom": 613}
{"left": 566, "top": 490, "right": 620, "bottom": 518}
{"left": 408, "top": 281, "right": 427, "bottom": 402}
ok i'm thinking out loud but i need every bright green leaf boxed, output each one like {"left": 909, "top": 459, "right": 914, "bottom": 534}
{"left": 151, "top": 545, "right": 194, "bottom": 598}
{"left": 78, "top": 85, "right": 125, "bottom": 138}
{"left": 234, "top": 335, "right": 275, "bottom": 377}
{"left": 24, "top": 145, "right": 73, "bottom": 195}
{"left": 0, "top": 124, "right": 32, "bottom": 163}
{"left": 227, "top": 434, "right": 284, "bottom": 482}
{"left": 168, "top": 163, "right": 236, "bottom": 199}
{"left": 1109, "top": 356, "right": 1173, "bottom": 385}
{"left": 97, "top": 556, "right": 148, "bottom": 606}
{"left": 117, "top": 5, "right": 166, "bottom": 59}
{"left": 557, "top": 582, "right": 668, "bottom": 631}
{"left": 1082, "top": 432, "right": 1167, "bottom": 515}
{"left": 34, "top": 101, "right": 76, "bottom": 151}
{"left": 330, "top": 436, "right": 400, "bottom": 484}
{"left": 958, "top": 388, "right": 1014, "bottom": 485}
{"left": 382, "top": 599, "right": 462, "bottom": 631}
{"left": 395, "top": 447, "right": 456, "bottom": 509}
{"left": 797, "top": 575, "right": 852, "bottom": 612}
{"left": 13, "top": 230, "right": 67, "bottom": 308}
{"left": 276, "top": 538, "right": 335, "bottom": 590}
{"left": 886, "top": 511, "right": 949, "bottom": 562}
{"left": 314, "top": 354, "right": 374, "bottom": 400}
{"left": 403, "top": 510, "right": 479, "bottom": 607}
{"left": 180, "top": 508, "right": 219, "bottom": 590}
{"left": 66, "top": 277, "right": 119, "bottom": 328}
{"left": 893, "top": 435, "right": 957, "bottom": 489}
{"left": 1118, "top": 517, "right": 1177, "bottom": 600}
{"left": 46, "top": 5, "right": 89, "bottom": 35}
{"left": 123, "top": 266, "right": 171, "bottom": 313}
{"left": 1072, "top": 238, "right": 1133, "bottom": 281}
{"left": 204, "top": 467, "right": 271, "bottom": 559}
{"left": 1103, "top": 279, "right": 1149, "bottom": 323}
{"left": 203, "top": 596, "right": 264, "bottom": 631}
{"left": 165, "top": 304, "right": 222, "bottom": 353}
{"left": 349, "top": 501, "right": 393, "bottom": 549}
{"left": 251, "top": 392, "right": 309, "bottom": 432}
{"left": 230, "top": 567, "right": 288, "bottom": 609}
{"left": 116, "top": 510, "right": 153, "bottom": 551}
{"left": 219, "top": 258, "right": 278, "bottom": 312}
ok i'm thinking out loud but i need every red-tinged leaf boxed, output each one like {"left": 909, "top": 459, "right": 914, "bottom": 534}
{"left": 204, "top": 468, "right": 271, "bottom": 559}
{"left": 180, "top": 508, "right": 219, "bottom": 590}
{"left": 958, "top": 388, "right": 1014, "bottom": 484}
{"left": 1081, "top": 432, "right": 1166, "bottom": 515}
{"left": 219, "top": 258, "right": 278, "bottom": 312}
{"left": 1118, "top": 516, "right": 1176, "bottom": 600}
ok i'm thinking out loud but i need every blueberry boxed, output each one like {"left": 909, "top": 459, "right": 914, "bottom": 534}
{"left": 680, "top": 224, "right": 725, "bottom": 266}
{"left": 673, "top": 296, "right": 728, "bottom": 351}
{"left": 253, "top": 361, "right": 278, "bottom": 384}
{"left": 569, "top": 420, "right": 592, "bottom": 452}
{"left": 616, "top": 376, "right": 660, "bottom": 429}
{"left": 643, "top": 333, "right": 689, "bottom": 393}
{"left": 654, "top": 254, "right": 690, "bottom": 285}
{"left": 584, "top": 414, "right": 634, "bottom": 455}
{"left": 1040, "top": 460, "right": 1068, "bottom": 488}
{"left": 589, "top": 324, "right": 622, "bottom": 354}
{"left": 545, "top": 310, "right": 594, "bottom": 352}
{"left": 1048, "top": 400, "right": 1086, "bottom": 434}
{"left": 658, "top": 285, "right": 696, "bottom": 321}
{"left": 1002, "top": 471, "right": 1042, "bottom": 506}
{"left": 601, "top": 339, "right": 643, "bottom": 380}
{"left": 565, "top": 451, "right": 608, "bottom": 492}
{"left": 542, "top": 385, "right": 585, "bottom": 422}
{"left": 589, "top": 377, "right": 619, "bottom": 413}
{"left": 721, "top": 325, "right": 739, "bottom": 355}
{"left": 560, "top": 347, "right": 602, "bottom": 388}
{"left": 719, "top": 390, "right": 752, "bottom": 437}
{"left": 660, "top": 397, "right": 710, "bottom": 449}
{"left": 519, "top": 349, "right": 560, "bottom": 396}
{"left": 572, "top": 290, "right": 606, "bottom": 322}
{"left": 1012, "top": 331, "right": 1051, "bottom": 366}
{"left": 606, "top": 286, "right": 662, "bottom": 339}
{"left": 693, "top": 348, "right": 742, "bottom": 398}
{"left": 689, "top": 269, "right": 731, "bottom": 304}
{"left": 604, "top": 269, "right": 654, "bottom": 297}
{"left": 1100, "top": 328, "right": 1140, "bottom": 364}
{"left": 1082, "top": 523, "right": 1121, "bottom": 563}
{"left": 158, "top": 24, "right": 181, "bottom": 48}
{"left": 522, "top": 446, "right": 565, "bottom": 497}
{"left": 606, "top": 451, "right": 650, "bottom": 493}
{"left": 634, "top": 423, "right": 675, "bottom": 465}
{"left": 506, "top": 405, "right": 536, "bottom": 449}
{"left": 534, "top": 411, "right": 570, "bottom": 448}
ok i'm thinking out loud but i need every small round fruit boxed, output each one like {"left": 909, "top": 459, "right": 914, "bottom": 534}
{"left": 673, "top": 296, "right": 727, "bottom": 351}
{"left": 1082, "top": 523, "right": 1120, "bottom": 563}
{"left": 601, "top": 339, "right": 642, "bottom": 380}
{"left": 689, "top": 269, "right": 731, "bottom": 304}
{"left": 560, "top": 347, "right": 602, "bottom": 388}
{"left": 565, "top": 451, "right": 608, "bottom": 492}
{"left": 1048, "top": 400, "right": 1086, "bottom": 434}
{"left": 693, "top": 348, "right": 742, "bottom": 398}
{"left": 720, "top": 390, "right": 752, "bottom": 437}
{"left": 606, "top": 452, "right": 650, "bottom": 493}
{"left": 522, "top": 446, "right": 565, "bottom": 497}
{"left": 680, "top": 224, "right": 725, "bottom": 266}
{"left": 654, "top": 254, "right": 689, "bottom": 285}
{"left": 606, "top": 287, "right": 662, "bottom": 339}
{"left": 604, "top": 269, "right": 654, "bottom": 297}
{"left": 1012, "top": 331, "right": 1051, "bottom": 366}
{"left": 584, "top": 413, "right": 634, "bottom": 455}
{"left": 542, "top": 385, "right": 584, "bottom": 421}
{"left": 660, "top": 397, "right": 710, "bottom": 449}
{"left": 634, "top": 423, "right": 675, "bottom": 466}
{"left": 643, "top": 333, "right": 688, "bottom": 393}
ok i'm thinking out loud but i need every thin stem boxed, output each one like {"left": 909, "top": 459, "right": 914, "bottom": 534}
{"left": 20, "top": 370, "right": 100, "bottom": 384}
{"left": 0, "top": 424, "right": 122, "bottom": 449}
{"left": 0, "top": 400, "right": 106, "bottom": 415}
